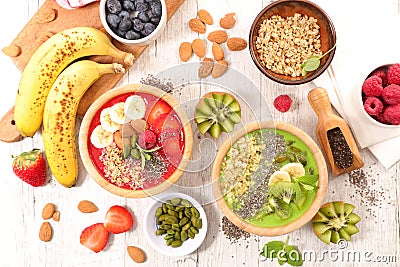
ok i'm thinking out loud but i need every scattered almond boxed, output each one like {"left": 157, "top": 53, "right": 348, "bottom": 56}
{"left": 37, "top": 8, "right": 57, "bottom": 24}
{"left": 39, "top": 222, "right": 52, "bottom": 242}
{"left": 52, "top": 211, "right": 60, "bottom": 222}
{"left": 207, "top": 30, "right": 228, "bottom": 44}
{"left": 212, "top": 60, "right": 229, "bottom": 78}
{"left": 212, "top": 42, "right": 224, "bottom": 61}
{"left": 114, "top": 130, "right": 123, "bottom": 149}
{"left": 220, "top": 13, "right": 237, "bottom": 29}
{"left": 198, "top": 9, "right": 213, "bottom": 25}
{"left": 192, "top": 39, "right": 206, "bottom": 58}
{"left": 189, "top": 18, "right": 206, "bottom": 34}
{"left": 130, "top": 119, "right": 147, "bottom": 134}
{"left": 121, "top": 123, "right": 136, "bottom": 137}
{"left": 42, "top": 203, "right": 56, "bottom": 220}
{"left": 78, "top": 200, "right": 98, "bottom": 213}
{"left": 2, "top": 45, "right": 21, "bottom": 57}
{"left": 179, "top": 42, "right": 193, "bottom": 62}
{"left": 227, "top": 37, "right": 248, "bottom": 51}
{"left": 36, "top": 31, "right": 55, "bottom": 43}
{"left": 127, "top": 246, "right": 146, "bottom": 263}
{"left": 198, "top": 58, "right": 214, "bottom": 78}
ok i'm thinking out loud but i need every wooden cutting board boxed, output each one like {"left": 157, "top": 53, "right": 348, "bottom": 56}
{"left": 0, "top": 0, "right": 184, "bottom": 142}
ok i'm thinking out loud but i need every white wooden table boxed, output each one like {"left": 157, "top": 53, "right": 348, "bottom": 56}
{"left": 0, "top": 0, "right": 399, "bottom": 266}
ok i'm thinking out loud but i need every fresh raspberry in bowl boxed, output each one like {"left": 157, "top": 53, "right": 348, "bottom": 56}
{"left": 382, "top": 84, "right": 400, "bottom": 105}
{"left": 362, "top": 76, "right": 383, "bottom": 97}
{"left": 387, "top": 63, "right": 400, "bottom": 85}
{"left": 363, "top": 97, "right": 383, "bottom": 115}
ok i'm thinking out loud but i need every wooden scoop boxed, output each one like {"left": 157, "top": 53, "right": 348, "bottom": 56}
{"left": 308, "top": 87, "right": 363, "bottom": 176}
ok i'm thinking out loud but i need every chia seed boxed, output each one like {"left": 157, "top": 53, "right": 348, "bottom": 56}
{"left": 140, "top": 74, "right": 174, "bottom": 93}
{"left": 327, "top": 127, "right": 353, "bottom": 169}
{"left": 220, "top": 216, "right": 250, "bottom": 243}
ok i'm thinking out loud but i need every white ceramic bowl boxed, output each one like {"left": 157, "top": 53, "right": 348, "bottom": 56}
{"left": 143, "top": 192, "right": 208, "bottom": 257}
{"left": 99, "top": 0, "right": 167, "bottom": 46}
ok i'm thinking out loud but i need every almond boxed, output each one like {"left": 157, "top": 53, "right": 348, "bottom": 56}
{"left": 52, "top": 211, "right": 60, "bottom": 222}
{"left": 36, "top": 31, "right": 55, "bottom": 44}
{"left": 179, "top": 42, "right": 193, "bottom": 62}
{"left": 114, "top": 130, "right": 123, "bottom": 149}
{"left": 220, "top": 13, "right": 237, "bottom": 29}
{"left": 212, "top": 60, "right": 229, "bottom": 78}
{"left": 198, "top": 58, "right": 214, "bottom": 78}
{"left": 227, "top": 37, "right": 248, "bottom": 51}
{"left": 207, "top": 30, "right": 228, "bottom": 44}
{"left": 127, "top": 246, "right": 146, "bottom": 263}
{"left": 130, "top": 119, "right": 147, "bottom": 134}
{"left": 77, "top": 200, "right": 98, "bottom": 213}
{"left": 42, "top": 203, "right": 56, "bottom": 220}
{"left": 212, "top": 42, "right": 224, "bottom": 61}
{"left": 189, "top": 18, "right": 206, "bottom": 34}
{"left": 39, "top": 222, "right": 52, "bottom": 242}
{"left": 192, "top": 39, "right": 206, "bottom": 58}
{"left": 2, "top": 45, "right": 21, "bottom": 57}
{"left": 198, "top": 9, "right": 213, "bottom": 25}
{"left": 37, "top": 8, "right": 57, "bottom": 24}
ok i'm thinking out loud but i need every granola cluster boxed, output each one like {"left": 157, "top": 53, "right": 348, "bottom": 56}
{"left": 256, "top": 13, "right": 322, "bottom": 77}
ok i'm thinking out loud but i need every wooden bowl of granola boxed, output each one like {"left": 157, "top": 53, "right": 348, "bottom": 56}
{"left": 211, "top": 121, "right": 328, "bottom": 236}
{"left": 79, "top": 84, "right": 193, "bottom": 198}
{"left": 249, "top": 0, "right": 336, "bottom": 85}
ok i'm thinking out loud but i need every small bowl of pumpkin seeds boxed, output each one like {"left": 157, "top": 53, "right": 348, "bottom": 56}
{"left": 143, "top": 192, "right": 208, "bottom": 256}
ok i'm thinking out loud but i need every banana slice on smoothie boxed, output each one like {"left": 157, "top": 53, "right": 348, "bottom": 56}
{"left": 268, "top": 170, "right": 291, "bottom": 187}
{"left": 90, "top": 125, "right": 114, "bottom": 148}
{"left": 124, "top": 95, "right": 146, "bottom": 120}
{"left": 100, "top": 107, "right": 120, "bottom": 133}
{"left": 280, "top": 162, "right": 305, "bottom": 178}
{"left": 109, "top": 102, "right": 128, "bottom": 124}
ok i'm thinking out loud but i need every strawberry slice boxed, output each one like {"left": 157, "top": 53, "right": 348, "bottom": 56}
{"left": 12, "top": 148, "right": 47, "bottom": 187}
{"left": 145, "top": 100, "right": 173, "bottom": 126}
{"left": 80, "top": 223, "right": 109, "bottom": 253}
{"left": 104, "top": 205, "right": 134, "bottom": 234}
{"left": 153, "top": 113, "right": 182, "bottom": 136}
{"left": 161, "top": 136, "right": 183, "bottom": 167}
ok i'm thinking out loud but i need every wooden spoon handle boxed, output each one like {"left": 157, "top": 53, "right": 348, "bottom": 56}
{"left": 308, "top": 87, "right": 334, "bottom": 120}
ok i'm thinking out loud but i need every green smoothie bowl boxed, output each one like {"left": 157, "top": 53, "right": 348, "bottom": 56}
{"left": 212, "top": 121, "right": 328, "bottom": 236}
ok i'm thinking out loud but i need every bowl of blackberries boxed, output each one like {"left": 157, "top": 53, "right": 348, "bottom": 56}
{"left": 100, "top": 0, "right": 166, "bottom": 45}
{"left": 360, "top": 63, "right": 400, "bottom": 127}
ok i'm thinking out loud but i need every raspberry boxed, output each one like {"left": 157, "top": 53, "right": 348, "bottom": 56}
{"left": 273, "top": 95, "right": 292, "bottom": 113}
{"left": 383, "top": 104, "right": 400, "bottom": 125}
{"left": 382, "top": 84, "right": 400, "bottom": 105}
{"left": 371, "top": 70, "right": 388, "bottom": 87}
{"left": 362, "top": 75, "right": 383, "bottom": 97}
{"left": 363, "top": 97, "right": 383, "bottom": 115}
{"left": 374, "top": 112, "right": 388, "bottom": 124}
{"left": 138, "top": 130, "right": 157, "bottom": 149}
{"left": 387, "top": 63, "right": 400, "bottom": 85}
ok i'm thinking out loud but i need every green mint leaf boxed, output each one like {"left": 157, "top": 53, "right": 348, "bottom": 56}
{"left": 140, "top": 152, "right": 146, "bottom": 170}
{"left": 301, "top": 68, "right": 307, "bottom": 76}
{"left": 302, "top": 184, "right": 315, "bottom": 191}
{"left": 285, "top": 245, "right": 303, "bottom": 266}
{"left": 303, "top": 56, "right": 320, "bottom": 71}
{"left": 261, "top": 241, "right": 285, "bottom": 259}
{"left": 297, "top": 175, "right": 318, "bottom": 186}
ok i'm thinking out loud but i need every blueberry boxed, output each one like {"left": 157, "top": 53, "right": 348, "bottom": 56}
{"left": 119, "top": 17, "right": 132, "bottom": 31}
{"left": 125, "top": 30, "right": 141, "bottom": 40}
{"left": 135, "top": 1, "right": 149, "bottom": 12}
{"left": 106, "top": 0, "right": 122, "bottom": 14}
{"left": 118, "top": 10, "right": 130, "bottom": 19}
{"left": 106, "top": 14, "right": 121, "bottom": 28}
{"left": 137, "top": 12, "right": 150, "bottom": 22}
{"left": 133, "top": 18, "right": 145, "bottom": 31}
{"left": 150, "top": 2, "right": 162, "bottom": 17}
{"left": 145, "top": 0, "right": 154, "bottom": 2}
{"left": 123, "top": 1, "right": 135, "bottom": 12}
{"left": 141, "top": 22, "right": 156, "bottom": 36}
{"left": 150, "top": 16, "right": 160, "bottom": 24}
{"left": 116, "top": 29, "right": 127, "bottom": 38}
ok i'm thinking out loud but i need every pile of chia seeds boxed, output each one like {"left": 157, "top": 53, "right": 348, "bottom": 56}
{"left": 220, "top": 216, "right": 251, "bottom": 244}
{"left": 327, "top": 127, "right": 354, "bottom": 169}
{"left": 140, "top": 74, "right": 174, "bottom": 93}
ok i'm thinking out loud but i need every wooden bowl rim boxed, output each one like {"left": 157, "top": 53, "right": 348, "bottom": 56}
{"left": 248, "top": 0, "right": 336, "bottom": 85}
{"left": 79, "top": 84, "right": 193, "bottom": 198}
{"left": 211, "top": 121, "right": 328, "bottom": 236}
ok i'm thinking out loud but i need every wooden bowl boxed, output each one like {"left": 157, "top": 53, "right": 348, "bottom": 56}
{"left": 211, "top": 121, "right": 328, "bottom": 236}
{"left": 249, "top": 0, "right": 336, "bottom": 85}
{"left": 79, "top": 84, "right": 193, "bottom": 198}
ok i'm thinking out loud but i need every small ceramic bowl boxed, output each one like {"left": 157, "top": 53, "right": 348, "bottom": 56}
{"left": 99, "top": 0, "right": 167, "bottom": 46}
{"left": 212, "top": 121, "right": 328, "bottom": 236}
{"left": 143, "top": 192, "right": 208, "bottom": 256}
{"left": 249, "top": 0, "right": 336, "bottom": 85}
{"left": 359, "top": 64, "right": 400, "bottom": 128}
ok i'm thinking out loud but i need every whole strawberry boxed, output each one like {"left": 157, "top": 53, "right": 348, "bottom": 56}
{"left": 12, "top": 149, "right": 46, "bottom": 187}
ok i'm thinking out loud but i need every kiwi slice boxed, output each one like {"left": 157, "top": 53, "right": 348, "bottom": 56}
{"left": 269, "top": 181, "right": 296, "bottom": 204}
{"left": 268, "top": 197, "right": 291, "bottom": 219}
{"left": 194, "top": 92, "right": 242, "bottom": 138}
{"left": 312, "top": 201, "right": 361, "bottom": 244}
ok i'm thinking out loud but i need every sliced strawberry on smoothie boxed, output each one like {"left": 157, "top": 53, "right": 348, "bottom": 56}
{"left": 145, "top": 100, "right": 173, "bottom": 126}
{"left": 104, "top": 205, "right": 134, "bottom": 234}
{"left": 153, "top": 113, "right": 182, "bottom": 136}
{"left": 80, "top": 223, "right": 109, "bottom": 253}
{"left": 160, "top": 129, "right": 183, "bottom": 167}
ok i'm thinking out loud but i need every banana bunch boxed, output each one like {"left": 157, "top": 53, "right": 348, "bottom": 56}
{"left": 15, "top": 26, "right": 135, "bottom": 137}
{"left": 42, "top": 60, "right": 125, "bottom": 187}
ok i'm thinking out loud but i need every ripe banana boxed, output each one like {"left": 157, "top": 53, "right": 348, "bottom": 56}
{"left": 42, "top": 60, "right": 125, "bottom": 188}
{"left": 15, "top": 26, "right": 134, "bottom": 137}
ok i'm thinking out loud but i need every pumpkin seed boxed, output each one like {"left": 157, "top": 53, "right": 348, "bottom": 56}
{"left": 179, "top": 217, "right": 189, "bottom": 227}
{"left": 188, "top": 230, "right": 195, "bottom": 239}
{"left": 195, "top": 218, "right": 203, "bottom": 229}
{"left": 308, "top": 167, "right": 314, "bottom": 175}
{"left": 175, "top": 206, "right": 184, "bottom": 212}
{"left": 130, "top": 148, "right": 140, "bottom": 159}
{"left": 290, "top": 146, "right": 301, "bottom": 152}
{"left": 181, "top": 199, "right": 192, "bottom": 207}
{"left": 172, "top": 224, "right": 180, "bottom": 231}
{"left": 179, "top": 211, "right": 183, "bottom": 219}
{"left": 156, "top": 229, "right": 166, "bottom": 235}
{"left": 274, "top": 154, "right": 287, "bottom": 163}
{"left": 287, "top": 140, "right": 295, "bottom": 146}
{"left": 155, "top": 207, "right": 163, "bottom": 217}
{"left": 166, "top": 238, "right": 174, "bottom": 246}
{"left": 190, "top": 207, "right": 200, "bottom": 218}
{"left": 167, "top": 229, "right": 175, "bottom": 235}
{"left": 174, "top": 231, "right": 181, "bottom": 240}
{"left": 171, "top": 240, "right": 183, "bottom": 248}
{"left": 167, "top": 209, "right": 179, "bottom": 218}
{"left": 288, "top": 153, "right": 297, "bottom": 162}
{"left": 164, "top": 234, "right": 174, "bottom": 240}
{"left": 130, "top": 134, "right": 138, "bottom": 148}
{"left": 123, "top": 144, "right": 131, "bottom": 159}
{"left": 162, "top": 204, "right": 167, "bottom": 214}
{"left": 190, "top": 226, "right": 199, "bottom": 234}
{"left": 181, "top": 230, "right": 188, "bottom": 241}
{"left": 297, "top": 154, "right": 308, "bottom": 166}
{"left": 159, "top": 224, "right": 171, "bottom": 230}
{"left": 171, "top": 198, "right": 182, "bottom": 205}
{"left": 166, "top": 204, "right": 174, "bottom": 210}
{"left": 182, "top": 222, "right": 191, "bottom": 231}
